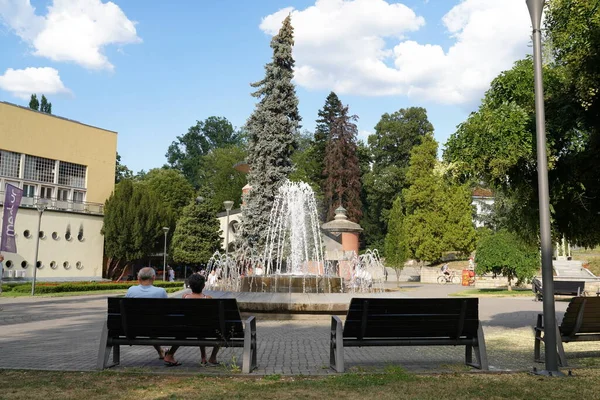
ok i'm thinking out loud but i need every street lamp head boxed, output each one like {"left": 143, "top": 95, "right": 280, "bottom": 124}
{"left": 36, "top": 199, "right": 48, "bottom": 213}
{"left": 526, "top": 0, "right": 544, "bottom": 29}
{"left": 162, "top": 227, "right": 170, "bottom": 234}
{"left": 223, "top": 200, "right": 234, "bottom": 211}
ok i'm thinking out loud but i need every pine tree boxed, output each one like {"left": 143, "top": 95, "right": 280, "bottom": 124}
{"left": 384, "top": 196, "right": 408, "bottom": 278}
{"left": 171, "top": 200, "right": 222, "bottom": 266}
{"left": 29, "top": 94, "right": 39, "bottom": 111}
{"left": 323, "top": 104, "right": 362, "bottom": 222}
{"left": 40, "top": 95, "right": 52, "bottom": 114}
{"left": 240, "top": 15, "right": 301, "bottom": 249}
{"left": 314, "top": 92, "right": 343, "bottom": 187}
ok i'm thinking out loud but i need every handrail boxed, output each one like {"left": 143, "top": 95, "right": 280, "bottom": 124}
{"left": 0, "top": 191, "right": 104, "bottom": 215}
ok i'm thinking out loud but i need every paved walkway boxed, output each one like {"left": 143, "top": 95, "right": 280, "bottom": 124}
{"left": 1, "top": 284, "right": 599, "bottom": 375}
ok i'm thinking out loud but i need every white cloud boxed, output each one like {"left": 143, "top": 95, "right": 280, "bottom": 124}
{"left": 0, "top": 0, "right": 141, "bottom": 71}
{"left": 260, "top": 0, "right": 532, "bottom": 104}
{"left": 0, "top": 67, "right": 70, "bottom": 99}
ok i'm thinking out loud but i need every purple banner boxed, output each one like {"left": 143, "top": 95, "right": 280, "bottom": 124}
{"left": 1, "top": 183, "right": 23, "bottom": 253}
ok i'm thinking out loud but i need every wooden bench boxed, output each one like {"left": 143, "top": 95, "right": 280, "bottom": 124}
{"left": 532, "top": 278, "right": 585, "bottom": 301}
{"left": 97, "top": 297, "right": 257, "bottom": 373}
{"left": 534, "top": 296, "right": 600, "bottom": 367}
{"left": 330, "top": 298, "right": 488, "bottom": 372}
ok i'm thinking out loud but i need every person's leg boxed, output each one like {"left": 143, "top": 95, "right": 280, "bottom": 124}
{"left": 208, "top": 347, "right": 219, "bottom": 364}
{"left": 200, "top": 346, "right": 208, "bottom": 364}
{"left": 154, "top": 345, "right": 165, "bottom": 359}
{"left": 164, "top": 346, "right": 179, "bottom": 364}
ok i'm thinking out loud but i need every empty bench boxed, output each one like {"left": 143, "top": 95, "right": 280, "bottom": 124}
{"left": 532, "top": 278, "right": 585, "bottom": 301}
{"left": 330, "top": 298, "right": 488, "bottom": 372}
{"left": 534, "top": 296, "right": 600, "bottom": 367}
{"left": 97, "top": 297, "right": 257, "bottom": 373}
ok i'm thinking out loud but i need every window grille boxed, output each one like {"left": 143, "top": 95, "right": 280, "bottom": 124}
{"left": 0, "top": 150, "right": 21, "bottom": 178}
{"left": 58, "top": 161, "right": 86, "bottom": 188}
{"left": 24, "top": 155, "right": 55, "bottom": 183}
{"left": 23, "top": 184, "right": 35, "bottom": 198}
{"left": 73, "top": 191, "right": 85, "bottom": 203}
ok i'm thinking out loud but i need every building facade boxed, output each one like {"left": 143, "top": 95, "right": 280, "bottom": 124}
{"left": 0, "top": 101, "right": 116, "bottom": 280}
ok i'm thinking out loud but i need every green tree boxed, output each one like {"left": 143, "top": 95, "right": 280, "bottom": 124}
{"left": 171, "top": 200, "right": 222, "bottom": 266}
{"left": 314, "top": 92, "right": 344, "bottom": 189}
{"left": 441, "top": 183, "right": 477, "bottom": 256}
{"left": 166, "top": 116, "right": 240, "bottom": 187}
{"left": 240, "top": 15, "right": 301, "bottom": 249}
{"left": 40, "top": 95, "right": 52, "bottom": 114}
{"left": 199, "top": 145, "right": 248, "bottom": 211}
{"left": 384, "top": 196, "right": 408, "bottom": 281}
{"left": 475, "top": 230, "right": 540, "bottom": 289}
{"left": 444, "top": 57, "right": 600, "bottom": 246}
{"left": 140, "top": 168, "right": 195, "bottom": 214}
{"left": 402, "top": 134, "right": 445, "bottom": 262}
{"left": 102, "top": 179, "right": 173, "bottom": 280}
{"left": 323, "top": 104, "right": 362, "bottom": 222}
{"left": 115, "top": 152, "right": 133, "bottom": 183}
{"left": 362, "top": 107, "right": 433, "bottom": 248}
{"left": 29, "top": 94, "right": 39, "bottom": 111}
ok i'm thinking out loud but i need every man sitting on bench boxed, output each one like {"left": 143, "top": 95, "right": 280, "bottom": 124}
{"left": 125, "top": 267, "right": 167, "bottom": 361}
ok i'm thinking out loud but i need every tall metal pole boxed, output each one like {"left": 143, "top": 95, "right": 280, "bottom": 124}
{"left": 31, "top": 205, "right": 45, "bottom": 296}
{"left": 526, "top": 0, "right": 562, "bottom": 376}
{"left": 162, "top": 227, "right": 169, "bottom": 281}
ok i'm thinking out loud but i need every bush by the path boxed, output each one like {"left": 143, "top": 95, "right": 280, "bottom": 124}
{"left": 1, "top": 281, "right": 183, "bottom": 294}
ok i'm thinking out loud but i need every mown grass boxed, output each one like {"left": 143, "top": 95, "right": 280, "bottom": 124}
{"left": 571, "top": 247, "right": 600, "bottom": 276}
{"left": 449, "top": 288, "right": 534, "bottom": 297}
{"left": 0, "top": 367, "right": 597, "bottom": 400}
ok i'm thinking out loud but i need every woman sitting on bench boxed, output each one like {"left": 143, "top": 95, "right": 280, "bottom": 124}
{"left": 163, "top": 274, "right": 220, "bottom": 367}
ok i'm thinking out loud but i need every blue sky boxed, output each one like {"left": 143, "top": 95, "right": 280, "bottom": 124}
{"left": 0, "top": 0, "right": 533, "bottom": 173}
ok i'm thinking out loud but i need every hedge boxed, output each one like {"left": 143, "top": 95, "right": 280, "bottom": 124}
{"left": 2, "top": 281, "right": 184, "bottom": 294}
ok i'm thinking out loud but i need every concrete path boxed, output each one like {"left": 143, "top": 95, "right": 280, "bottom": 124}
{"left": 554, "top": 259, "right": 596, "bottom": 279}
{"left": 1, "top": 284, "right": 599, "bottom": 375}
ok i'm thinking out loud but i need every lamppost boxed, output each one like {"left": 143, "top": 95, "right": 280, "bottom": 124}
{"left": 223, "top": 201, "right": 234, "bottom": 260}
{"left": 162, "top": 227, "right": 169, "bottom": 281}
{"left": 526, "top": 0, "right": 562, "bottom": 376}
{"left": 31, "top": 199, "right": 48, "bottom": 296}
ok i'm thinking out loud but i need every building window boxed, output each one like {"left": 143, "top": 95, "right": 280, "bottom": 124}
{"left": 23, "top": 184, "right": 36, "bottom": 198}
{"left": 57, "top": 188, "right": 69, "bottom": 201}
{"left": 73, "top": 190, "right": 85, "bottom": 203}
{"left": 24, "top": 155, "right": 55, "bottom": 183}
{"left": 58, "top": 161, "right": 86, "bottom": 188}
{"left": 40, "top": 186, "right": 53, "bottom": 199}
{"left": 0, "top": 150, "right": 20, "bottom": 178}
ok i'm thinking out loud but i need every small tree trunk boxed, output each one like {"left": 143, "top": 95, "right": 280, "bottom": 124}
{"left": 507, "top": 277, "right": 512, "bottom": 291}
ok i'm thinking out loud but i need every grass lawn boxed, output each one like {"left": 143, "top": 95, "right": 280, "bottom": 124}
{"left": 0, "top": 368, "right": 597, "bottom": 400}
{"left": 0, "top": 288, "right": 181, "bottom": 298}
{"left": 450, "top": 288, "right": 534, "bottom": 297}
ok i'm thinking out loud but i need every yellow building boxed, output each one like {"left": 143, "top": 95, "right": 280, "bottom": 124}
{"left": 0, "top": 101, "right": 116, "bottom": 280}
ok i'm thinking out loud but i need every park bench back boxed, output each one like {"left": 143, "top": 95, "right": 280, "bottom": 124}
{"left": 553, "top": 281, "right": 585, "bottom": 296}
{"left": 560, "top": 296, "right": 600, "bottom": 337}
{"left": 343, "top": 298, "right": 480, "bottom": 340}
{"left": 107, "top": 297, "right": 245, "bottom": 340}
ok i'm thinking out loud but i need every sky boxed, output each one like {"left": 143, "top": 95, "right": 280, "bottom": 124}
{"left": 0, "top": 0, "right": 534, "bottom": 173}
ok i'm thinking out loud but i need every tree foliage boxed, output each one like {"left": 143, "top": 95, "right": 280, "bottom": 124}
{"left": 314, "top": 92, "right": 344, "bottom": 189}
{"left": 198, "top": 145, "right": 248, "bottom": 211}
{"left": 171, "top": 200, "right": 222, "bottom": 266}
{"left": 115, "top": 152, "right": 133, "bottom": 183}
{"left": 166, "top": 116, "right": 240, "bottom": 187}
{"left": 29, "top": 94, "right": 39, "bottom": 111}
{"left": 140, "top": 168, "right": 195, "bottom": 214}
{"left": 362, "top": 107, "right": 433, "bottom": 248}
{"left": 240, "top": 15, "right": 300, "bottom": 249}
{"left": 402, "top": 134, "right": 476, "bottom": 262}
{"left": 323, "top": 104, "right": 362, "bottom": 222}
{"left": 29, "top": 94, "right": 52, "bottom": 114}
{"left": 475, "top": 229, "right": 540, "bottom": 288}
{"left": 444, "top": 56, "right": 600, "bottom": 247}
{"left": 102, "top": 179, "right": 173, "bottom": 280}
{"left": 384, "top": 196, "right": 408, "bottom": 275}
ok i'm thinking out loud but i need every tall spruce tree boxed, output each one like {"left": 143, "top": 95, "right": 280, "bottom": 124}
{"left": 384, "top": 196, "right": 408, "bottom": 280}
{"left": 29, "top": 94, "right": 39, "bottom": 111}
{"left": 323, "top": 104, "right": 362, "bottom": 222}
{"left": 40, "top": 95, "right": 52, "bottom": 114}
{"left": 240, "top": 15, "right": 301, "bottom": 249}
{"left": 315, "top": 92, "right": 344, "bottom": 188}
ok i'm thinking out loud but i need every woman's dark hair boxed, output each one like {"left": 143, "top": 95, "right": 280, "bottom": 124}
{"left": 188, "top": 273, "right": 206, "bottom": 294}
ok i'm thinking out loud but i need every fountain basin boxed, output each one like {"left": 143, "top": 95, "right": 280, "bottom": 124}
{"left": 240, "top": 275, "right": 343, "bottom": 293}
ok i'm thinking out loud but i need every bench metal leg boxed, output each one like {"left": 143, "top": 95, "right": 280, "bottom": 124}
{"left": 243, "top": 316, "right": 257, "bottom": 373}
{"left": 330, "top": 316, "right": 344, "bottom": 372}
{"left": 534, "top": 314, "right": 543, "bottom": 362}
{"left": 556, "top": 323, "right": 567, "bottom": 367}
{"left": 97, "top": 321, "right": 118, "bottom": 370}
{"left": 466, "top": 322, "right": 488, "bottom": 370}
